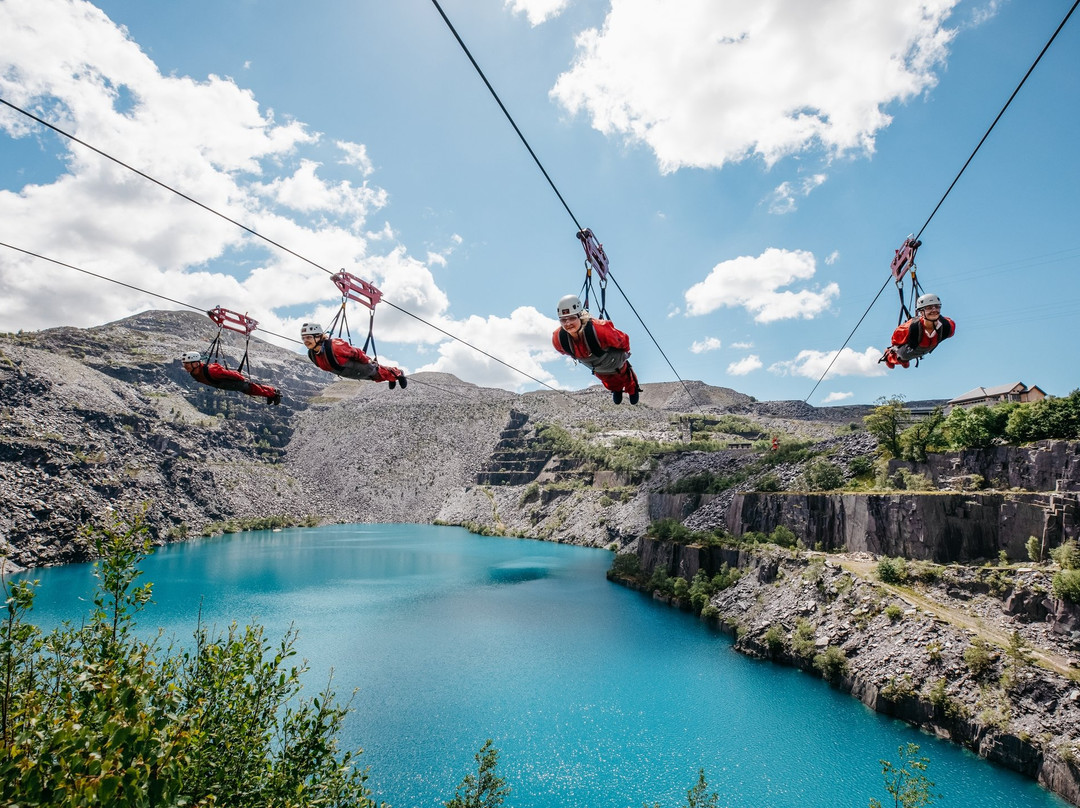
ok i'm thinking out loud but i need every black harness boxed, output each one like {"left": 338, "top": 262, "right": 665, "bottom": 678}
{"left": 557, "top": 321, "right": 605, "bottom": 357}
{"left": 308, "top": 340, "right": 344, "bottom": 372}
{"left": 905, "top": 318, "right": 953, "bottom": 350}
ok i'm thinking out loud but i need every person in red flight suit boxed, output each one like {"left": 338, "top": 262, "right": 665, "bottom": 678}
{"left": 300, "top": 323, "right": 407, "bottom": 388}
{"left": 882, "top": 293, "right": 956, "bottom": 369}
{"left": 551, "top": 294, "right": 641, "bottom": 405}
{"left": 180, "top": 352, "right": 281, "bottom": 405}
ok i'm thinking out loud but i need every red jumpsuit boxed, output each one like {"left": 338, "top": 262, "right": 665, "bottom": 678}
{"left": 885, "top": 316, "right": 956, "bottom": 368}
{"left": 188, "top": 363, "right": 280, "bottom": 401}
{"left": 551, "top": 318, "right": 639, "bottom": 395}
{"left": 308, "top": 338, "right": 402, "bottom": 383}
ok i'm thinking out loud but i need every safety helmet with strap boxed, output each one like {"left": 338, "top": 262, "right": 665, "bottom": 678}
{"left": 915, "top": 293, "right": 941, "bottom": 314}
{"left": 180, "top": 351, "right": 204, "bottom": 364}
{"left": 300, "top": 322, "right": 324, "bottom": 338}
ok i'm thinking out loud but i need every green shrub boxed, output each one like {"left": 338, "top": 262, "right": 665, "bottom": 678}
{"left": 812, "top": 645, "right": 848, "bottom": 683}
{"left": 1026, "top": 536, "right": 1043, "bottom": 564}
{"left": 877, "top": 556, "right": 909, "bottom": 584}
{"left": 963, "top": 638, "right": 995, "bottom": 679}
{"left": 1050, "top": 540, "right": 1080, "bottom": 570}
{"left": 790, "top": 619, "right": 816, "bottom": 660}
{"left": 610, "top": 553, "right": 642, "bottom": 580}
{"left": 1052, "top": 569, "right": 1080, "bottom": 603}
{"left": 884, "top": 604, "right": 903, "bottom": 622}
{"left": 769, "top": 525, "right": 798, "bottom": 548}
{"left": 880, "top": 674, "right": 916, "bottom": 702}
{"left": 763, "top": 624, "right": 786, "bottom": 657}
{"left": 802, "top": 458, "right": 843, "bottom": 491}
{"left": 0, "top": 509, "right": 381, "bottom": 808}
{"left": 848, "top": 456, "right": 874, "bottom": 477}
{"left": 756, "top": 473, "right": 782, "bottom": 492}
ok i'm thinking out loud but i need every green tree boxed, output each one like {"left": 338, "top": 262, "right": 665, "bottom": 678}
{"left": 943, "top": 404, "right": 1013, "bottom": 449}
{"left": 803, "top": 458, "right": 843, "bottom": 491}
{"left": 611, "top": 553, "right": 642, "bottom": 580}
{"left": 1050, "top": 540, "right": 1080, "bottom": 570}
{"left": 445, "top": 739, "right": 511, "bottom": 808}
{"left": 864, "top": 397, "right": 909, "bottom": 458}
{"left": 899, "top": 407, "right": 946, "bottom": 462}
{"left": 869, "top": 743, "right": 940, "bottom": 808}
{"left": 0, "top": 508, "right": 384, "bottom": 808}
{"left": 646, "top": 768, "right": 719, "bottom": 808}
{"left": 1052, "top": 570, "right": 1080, "bottom": 603}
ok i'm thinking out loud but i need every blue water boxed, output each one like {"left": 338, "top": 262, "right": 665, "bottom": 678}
{"left": 11, "top": 524, "right": 1068, "bottom": 808}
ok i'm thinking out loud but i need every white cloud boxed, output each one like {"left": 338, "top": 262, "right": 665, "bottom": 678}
{"left": 684, "top": 247, "right": 839, "bottom": 322}
{"left": 505, "top": 0, "right": 571, "bottom": 26}
{"left": 413, "top": 306, "right": 561, "bottom": 392}
{"left": 690, "top": 336, "right": 722, "bottom": 353}
{"left": 767, "top": 173, "right": 827, "bottom": 214}
{"left": 727, "top": 354, "right": 762, "bottom": 375}
{"left": 822, "top": 391, "right": 854, "bottom": 403}
{"left": 824, "top": 250, "right": 840, "bottom": 265}
{"left": 0, "top": 0, "right": 458, "bottom": 365}
{"left": 731, "top": 341, "right": 753, "bottom": 349}
{"left": 336, "top": 140, "right": 374, "bottom": 177}
{"left": 769, "top": 346, "right": 887, "bottom": 379}
{"left": 551, "top": 0, "right": 958, "bottom": 173}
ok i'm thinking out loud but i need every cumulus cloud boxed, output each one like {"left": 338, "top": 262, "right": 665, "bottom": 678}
{"left": 412, "top": 306, "right": 562, "bottom": 392}
{"left": 690, "top": 336, "right": 722, "bottom": 353}
{"left": 0, "top": 0, "right": 463, "bottom": 363}
{"left": 505, "top": 0, "right": 571, "bottom": 26}
{"left": 769, "top": 346, "right": 887, "bottom": 379}
{"left": 731, "top": 341, "right": 753, "bottom": 349}
{"left": 336, "top": 140, "right": 374, "bottom": 177}
{"left": 551, "top": 0, "right": 958, "bottom": 173}
{"left": 727, "top": 354, "right": 762, "bottom": 375}
{"left": 766, "top": 173, "right": 827, "bottom": 214}
{"left": 822, "top": 391, "right": 854, "bottom": 403}
{"left": 684, "top": 248, "right": 839, "bottom": 322}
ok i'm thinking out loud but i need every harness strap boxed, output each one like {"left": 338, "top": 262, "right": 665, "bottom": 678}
{"left": 558, "top": 321, "right": 604, "bottom": 358}
{"left": 312, "top": 339, "right": 345, "bottom": 372}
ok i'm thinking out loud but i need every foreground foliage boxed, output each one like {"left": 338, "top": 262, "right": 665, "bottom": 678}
{"left": 869, "top": 743, "right": 939, "bottom": 808}
{"left": 1, "top": 509, "right": 384, "bottom": 808}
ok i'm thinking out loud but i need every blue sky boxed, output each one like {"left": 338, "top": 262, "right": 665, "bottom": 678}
{"left": 1, "top": 0, "right": 1077, "bottom": 405}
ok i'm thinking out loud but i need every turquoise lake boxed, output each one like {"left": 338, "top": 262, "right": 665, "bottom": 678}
{"left": 12, "top": 523, "right": 1069, "bottom": 808}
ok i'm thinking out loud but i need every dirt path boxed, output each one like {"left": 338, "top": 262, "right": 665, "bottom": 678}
{"left": 836, "top": 556, "right": 1077, "bottom": 680}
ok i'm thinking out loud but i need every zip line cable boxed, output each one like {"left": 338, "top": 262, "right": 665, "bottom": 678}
{"left": 0, "top": 97, "right": 585, "bottom": 404}
{"left": 0, "top": 240, "right": 496, "bottom": 403}
{"left": 802, "top": 0, "right": 1080, "bottom": 404}
{"left": 0, "top": 240, "right": 299, "bottom": 345}
{"left": 427, "top": 0, "right": 700, "bottom": 408}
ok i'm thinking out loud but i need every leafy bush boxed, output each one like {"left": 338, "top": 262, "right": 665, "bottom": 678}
{"left": 769, "top": 525, "right": 798, "bottom": 548}
{"left": 848, "top": 456, "right": 874, "bottom": 477}
{"left": 1052, "top": 570, "right": 1080, "bottom": 603}
{"left": 812, "top": 645, "right": 848, "bottom": 683}
{"left": 1026, "top": 536, "right": 1044, "bottom": 563}
{"left": 877, "top": 556, "right": 909, "bottom": 584}
{"left": 885, "top": 604, "right": 903, "bottom": 622}
{"left": 610, "top": 553, "right": 642, "bottom": 580}
{"left": 802, "top": 458, "right": 843, "bottom": 491}
{"left": 756, "top": 473, "right": 782, "bottom": 492}
{"left": 790, "top": 619, "right": 816, "bottom": 660}
{"left": 963, "top": 638, "right": 995, "bottom": 679}
{"left": 0, "top": 509, "right": 382, "bottom": 808}
{"left": 1050, "top": 540, "right": 1080, "bottom": 570}
{"left": 763, "top": 625, "right": 786, "bottom": 657}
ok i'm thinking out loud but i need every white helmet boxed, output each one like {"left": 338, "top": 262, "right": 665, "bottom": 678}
{"left": 557, "top": 294, "right": 583, "bottom": 318}
{"left": 300, "top": 322, "right": 323, "bottom": 337}
{"left": 180, "top": 351, "right": 204, "bottom": 363}
{"left": 916, "top": 293, "right": 941, "bottom": 313}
